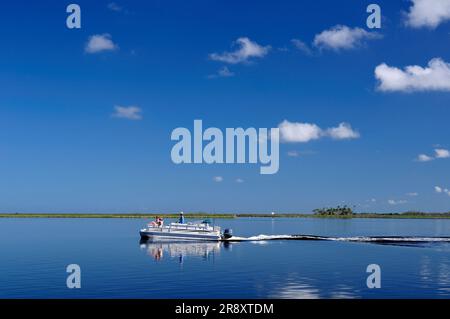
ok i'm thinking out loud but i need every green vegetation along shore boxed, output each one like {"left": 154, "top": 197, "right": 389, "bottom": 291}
{"left": 1, "top": 212, "right": 450, "bottom": 219}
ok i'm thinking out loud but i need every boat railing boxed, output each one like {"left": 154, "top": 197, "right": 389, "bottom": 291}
{"left": 147, "top": 222, "right": 220, "bottom": 233}
{"left": 170, "top": 223, "right": 220, "bottom": 232}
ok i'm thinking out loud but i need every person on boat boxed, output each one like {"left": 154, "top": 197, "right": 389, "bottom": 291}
{"left": 149, "top": 217, "right": 158, "bottom": 227}
{"left": 150, "top": 216, "right": 163, "bottom": 227}
{"left": 179, "top": 211, "right": 185, "bottom": 224}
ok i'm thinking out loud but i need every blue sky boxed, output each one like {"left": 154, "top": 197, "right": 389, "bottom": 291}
{"left": 1, "top": 0, "right": 450, "bottom": 213}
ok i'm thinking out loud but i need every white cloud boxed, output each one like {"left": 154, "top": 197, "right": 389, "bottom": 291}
{"left": 209, "top": 37, "right": 270, "bottom": 64}
{"left": 325, "top": 123, "right": 360, "bottom": 140}
{"left": 213, "top": 176, "right": 223, "bottom": 182}
{"left": 107, "top": 2, "right": 123, "bottom": 12}
{"left": 388, "top": 199, "right": 408, "bottom": 205}
{"left": 85, "top": 34, "right": 118, "bottom": 54}
{"left": 375, "top": 58, "right": 450, "bottom": 92}
{"left": 287, "top": 150, "right": 317, "bottom": 157}
{"left": 417, "top": 154, "right": 434, "bottom": 162}
{"left": 278, "top": 120, "right": 360, "bottom": 143}
{"left": 278, "top": 121, "right": 322, "bottom": 143}
{"left": 287, "top": 151, "right": 300, "bottom": 157}
{"left": 435, "top": 186, "right": 450, "bottom": 196}
{"left": 236, "top": 178, "right": 244, "bottom": 183}
{"left": 291, "top": 39, "right": 313, "bottom": 55}
{"left": 208, "top": 66, "right": 235, "bottom": 79}
{"left": 112, "top": 106, "right": 142, "bottom": 120}
{"left": 405, "top": 0, "right": 450, "bottom": 29}
{"left": 417, "top": 148, "right": 450, "bottom": 162}
{"left": 313, "top": 25, "right": 381, "bottom": 51}
{"left": 218, "top": 66, "right": 234, "bottom": 77}
{"left": 406, "top": 192, "right": 419, "bottom": 197}
{"left": 435, "top": 148, "right": 450, "bottom": 158}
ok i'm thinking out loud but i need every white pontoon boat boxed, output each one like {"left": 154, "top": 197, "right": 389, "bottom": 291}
{"left": 140, "top": 219, "right": 233, "bottom": 241}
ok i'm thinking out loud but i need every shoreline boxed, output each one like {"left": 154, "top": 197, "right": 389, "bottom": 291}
{"left": 1, "top": 213, "right": 450, "bottom": 219}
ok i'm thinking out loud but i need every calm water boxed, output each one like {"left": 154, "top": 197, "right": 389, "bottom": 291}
{"left": 0, "top": 217, "right": 450, "bottom": 298}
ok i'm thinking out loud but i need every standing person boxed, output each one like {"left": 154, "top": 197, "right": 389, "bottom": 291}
{"left": 179, "top": 211, "right": 185, "bottom": 224}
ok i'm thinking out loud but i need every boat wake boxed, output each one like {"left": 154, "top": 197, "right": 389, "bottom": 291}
{"left": 228, "top": 234, "right": 294, "bottom": 241}
{"left": 225, "top": 234, "right": 450, "bottom": 244}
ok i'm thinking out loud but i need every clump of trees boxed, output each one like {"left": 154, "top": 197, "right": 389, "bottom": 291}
{"left": 313, "top": 205, "right": 354, "bottom": 216}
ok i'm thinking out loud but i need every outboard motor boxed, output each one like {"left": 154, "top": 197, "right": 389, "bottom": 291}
{"left": 223, "top": 228, "right": 233, "bottom": 239}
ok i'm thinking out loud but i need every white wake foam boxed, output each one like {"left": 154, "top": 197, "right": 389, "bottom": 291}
{"left": 226, "top": 234, "right": 450, "bottom": 243}
{"left": 330, "top": 236, "right": 450, "bottom": 242}
{"left": 226, "top": 234, "right": 292, "bottom": 241}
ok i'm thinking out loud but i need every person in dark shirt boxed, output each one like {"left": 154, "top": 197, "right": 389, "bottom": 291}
{"left": 179, "top": 211, "right": 185, "bottom": 224}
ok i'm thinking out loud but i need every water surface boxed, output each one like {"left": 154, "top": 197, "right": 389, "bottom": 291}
{"left": 0, "top": 217, "right": 449, "bottom": 298}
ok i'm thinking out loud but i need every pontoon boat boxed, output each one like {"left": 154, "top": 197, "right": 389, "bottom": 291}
{"left": 140, "top": 220, "right": 233, "bottom": 241}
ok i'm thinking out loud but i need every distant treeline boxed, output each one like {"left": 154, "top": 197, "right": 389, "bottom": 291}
{"left": 313, "top": 206, "right": 354, "bottom": 216}
{"left": 1, "top": 210, "right": 450, "bottom": 219}
{"left": 360, "top": 211, "right": 450, "bottom": 218}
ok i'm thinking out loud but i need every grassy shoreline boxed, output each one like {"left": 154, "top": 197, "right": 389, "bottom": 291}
{"left": 1, "top": 212, "right": 450, "bottom": 219}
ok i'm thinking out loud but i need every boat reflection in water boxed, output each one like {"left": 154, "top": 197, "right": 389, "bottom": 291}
{"left": 140, "top": 238, "right": 228, "bottom": 263}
